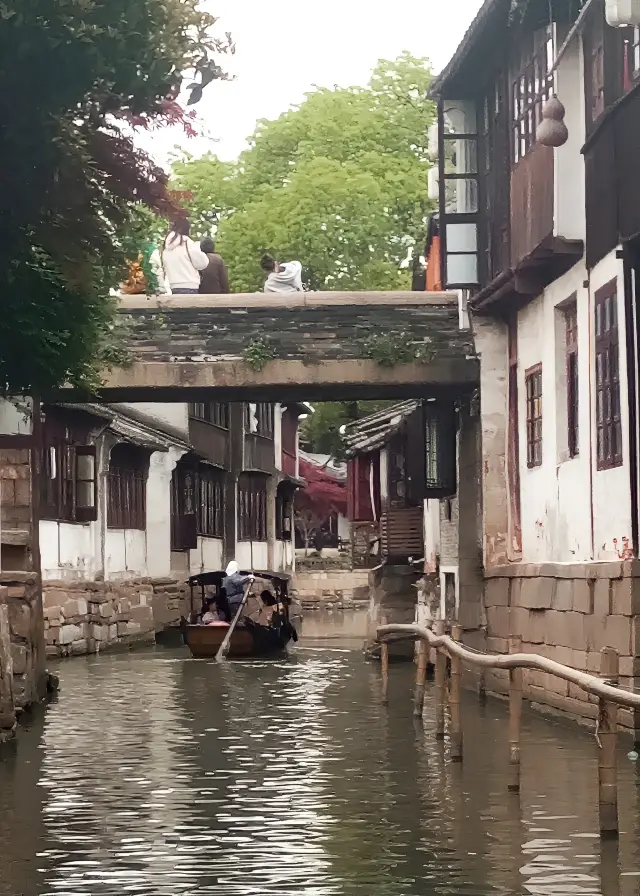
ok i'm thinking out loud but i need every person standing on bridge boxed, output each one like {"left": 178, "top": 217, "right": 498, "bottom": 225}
{"left": 161, "top": 219, "right": 209, "bottom": 294}
{"left": 199, "top": 237, "right": 230, "bottom": 294}
{"left": 260, "top": 254, "right": 303, "bottom": 293}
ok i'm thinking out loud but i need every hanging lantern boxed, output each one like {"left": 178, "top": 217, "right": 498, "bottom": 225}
{"left": 537, "top": 96, "right": 569, "bottom": 148}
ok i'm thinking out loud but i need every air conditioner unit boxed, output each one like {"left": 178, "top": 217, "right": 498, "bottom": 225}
{"left": 605, "top": 0, "right": 640, "bottom": 26}
{"left": 427, "top": 167, "right": 439, "bottom": 201}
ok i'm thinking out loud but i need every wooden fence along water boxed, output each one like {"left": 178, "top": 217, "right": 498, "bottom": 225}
{"left": 376, "top": 622, "right": 640, "bottom": 839}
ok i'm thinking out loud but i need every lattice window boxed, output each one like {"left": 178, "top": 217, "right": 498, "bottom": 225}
{"left": 595, "top": 280, "right": 622, "bottom": 469}
{"left": 238, "top": 473, "right": 268, "bottom": 541}
{"left": 107, "top": 445, "right": 148, "bottom": 530}
{"left": 188, "top": 402, "right": 229, "bottom": 428}
{"left": 525, "top": 365, "right": 543, "bottom": 468}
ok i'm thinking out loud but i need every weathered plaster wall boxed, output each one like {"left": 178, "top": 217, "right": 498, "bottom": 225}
{"left": 294, "top": 568, "right": 369, "bottom": 609}
{"left": 236, "top": 541, "right": 268, "bottom": 571}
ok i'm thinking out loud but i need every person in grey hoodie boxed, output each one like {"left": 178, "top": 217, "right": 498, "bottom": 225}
{"left": 260, "top": 254, "right": 303, "bottom": 293}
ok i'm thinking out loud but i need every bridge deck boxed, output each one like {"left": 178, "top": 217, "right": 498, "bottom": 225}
{"left": 86, "top": 291, "right": 478, "bottom": 402}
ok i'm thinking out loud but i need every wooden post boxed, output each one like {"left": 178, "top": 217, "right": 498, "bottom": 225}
{"left": 449, "top": 624, "right": 463, "bottom": 761}
{"left": 380, "top": 614, "right": 389, "bottom": 705}
{"left": 508, "top": 635, "right": 523, "bottom": 792}
{"left": 413, "top": 638, "right": 428, "bottom": 717}
{"left": 598, "top": 647, "right": 619, "bottom": 838}
{"left": 434, "top": 620, "right": 446, "bottom": 739}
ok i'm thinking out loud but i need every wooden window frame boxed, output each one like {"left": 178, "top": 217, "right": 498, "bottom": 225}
{"left": 188, "top": 402, "right": 229, "bottom": 429}
{"left": 244, "top": 403, "right": 274, "bottom": 439}
{"left": 525, "top": 364, "right": 543, "bottom": 469}
{"left": 510, "top": 28, "right": 554, "bottom": 165}
{"left": 40, "top": 439, "right": 97, "bottom": 525}
{"left": 564, "top": 299, "right": 579, "bottom": 458}
{"left": 107, "top": 445, "right": 148, "bottom": 530}
{"left": 196, "top": 464, "right": 225, "bottom": 539}
{"left": 238, "top": 473, "right": 268, "bottom": 541}
{"left": 275, "top": 484, "right": 294, "bottom": 541}
{"left": 595, "top": 279, "right": 623, "bottom": 470}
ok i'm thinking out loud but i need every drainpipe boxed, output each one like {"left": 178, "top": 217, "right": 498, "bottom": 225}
{"left": 587, "top": 275, "right": 595, "bottom": 561}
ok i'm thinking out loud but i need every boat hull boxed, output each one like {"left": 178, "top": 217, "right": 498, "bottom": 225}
{"left": 183, "top": 621, "right": 292, "bottom": 658}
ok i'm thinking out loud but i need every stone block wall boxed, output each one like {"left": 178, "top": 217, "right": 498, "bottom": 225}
{"left": 1, "top": 572, "right": 45, "bottom": 710}
{"left": 0, "top": 600, "right": 16, "bottom": 742}
{"left": 474, "top": 562, "right": 640, "bottom": 728}
{"left": 293, "top": 569, "right": 370, "bottom": 610}
{"left": 43, "top": 578, "right": 188, "bottom": 659}
{"left": 0, "top": 447, "right": 33, "bottom": 571}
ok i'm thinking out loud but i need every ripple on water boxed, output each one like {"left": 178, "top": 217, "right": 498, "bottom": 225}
{"left": 0, "top": 637, "right": 639, "bottom": 896}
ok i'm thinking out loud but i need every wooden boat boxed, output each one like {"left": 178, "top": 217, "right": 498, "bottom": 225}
{"left": 182, "top": 569, "right": 298, "bottom": 659}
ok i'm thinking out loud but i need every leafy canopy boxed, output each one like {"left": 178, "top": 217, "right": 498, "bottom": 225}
{"left": 173, "top": 52, "right": 435, "bottom": 292}
{"left": 0, "top": 0, "right": 231, "bottom": 396}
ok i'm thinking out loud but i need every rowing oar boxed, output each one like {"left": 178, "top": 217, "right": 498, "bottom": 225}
{"left": 216, "top": 579, "right": 253, "bottom": 662}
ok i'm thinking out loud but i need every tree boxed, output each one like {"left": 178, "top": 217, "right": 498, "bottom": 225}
{"left": 0, "top": 0, "right": 231, "bottom": 396}
{"left": 301, "top": 401, "right": 396, "bottom": 456}
{"left": 295, "top": 458, "right": 347, "bottom": 555}
{"left": 173, "top": 53, "right": 435, "bottom": 292}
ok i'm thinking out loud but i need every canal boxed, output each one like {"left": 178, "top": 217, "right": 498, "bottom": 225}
{"left": 1, "top": 612, "right": 640, "bottom": 896}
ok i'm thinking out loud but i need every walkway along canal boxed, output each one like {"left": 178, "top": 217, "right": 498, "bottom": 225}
{"left": 2, "top": 616, "right": 640, "bottom": 896}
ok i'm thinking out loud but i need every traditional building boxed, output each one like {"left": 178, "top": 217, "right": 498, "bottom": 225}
{"left": 431, "top": 0, "right": 640, "bottom": 720}
{"left": 0, "top": 397, "right": 305, "bottom": 670}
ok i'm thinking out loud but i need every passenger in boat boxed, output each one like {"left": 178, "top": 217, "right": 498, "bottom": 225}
{"left": 202, "top": 599, "right": 220, "bottom": 625}
{"left": 222, "top": 561, "right": 254, "bottom": 618}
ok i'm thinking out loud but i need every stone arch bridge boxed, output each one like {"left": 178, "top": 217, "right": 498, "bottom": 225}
{"left": 66, "top": 291, "right": 478, "bottom": 402}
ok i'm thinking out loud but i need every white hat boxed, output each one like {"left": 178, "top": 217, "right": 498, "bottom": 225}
{"left": 225, "top": 560, "right": 239, "bottom": 576}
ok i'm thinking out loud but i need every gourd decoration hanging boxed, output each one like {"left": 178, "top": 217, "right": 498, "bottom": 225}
{"left": 536, "top": 96, "right": 569, "bottom": 147}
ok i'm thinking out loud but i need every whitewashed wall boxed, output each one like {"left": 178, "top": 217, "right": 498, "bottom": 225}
{"left": 40, "top": 519, "right": 99, "bottom": 581}
{"left": 516, "top": 250, "right": 631, "bottom": 563}
{"left": 589, "top": 252, "right": 632, "bottom": 558}
{"left": 274, "top": 537, "right": 294, "bottom": 572}
{"left": 554, "top": 37, "right": 586, "bottom": 241}
{"left": 236, "top": 541, "right": 268, "bottom": 570}
{"left": 121, "top": 402, "right": 189, "bottom": 437}
{"left": 188, "top": 537, "right": 224, "bottom": 575}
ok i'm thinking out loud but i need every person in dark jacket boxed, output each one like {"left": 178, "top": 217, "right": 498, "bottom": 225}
{"left": 199, "top": 237, "right": 230, "bottom": 294}
{"left": 222, "top": 561, "right": 254, "bottom": 618}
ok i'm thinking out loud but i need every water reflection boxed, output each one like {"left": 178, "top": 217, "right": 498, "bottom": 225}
{"left": 0, "top": 623, "right": 639, "bottom": 895}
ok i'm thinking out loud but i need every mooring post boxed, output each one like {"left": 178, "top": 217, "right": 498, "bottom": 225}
{"left": 598, "top": 647, "right": 619, "bottom": 838}
{"left": 508, "top": 635, "right": 523, "bottom": 792}
{"left": 449, "top": 624, "right": 463, "bottom": 761}
{"left": 434, "top": 619, "right": 446, "bottom": 739}
{"left": 380, "top": 615, "right": 389, "bottom": 705}
{"left": 413, "top": 637, "right": 428, "bottom": 717}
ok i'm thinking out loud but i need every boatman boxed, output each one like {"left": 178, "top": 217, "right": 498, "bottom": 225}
{"left": 222, "top": 561, "right": 254, "bottom": 620}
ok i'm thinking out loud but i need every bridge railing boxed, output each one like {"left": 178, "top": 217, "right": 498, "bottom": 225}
{"left": 376, "top": 621, "right": 640, "bottom": 838}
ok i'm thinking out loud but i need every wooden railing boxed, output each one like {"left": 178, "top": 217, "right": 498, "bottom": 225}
{"left": 377, "top": 621, "right": 640, "bottom": 839}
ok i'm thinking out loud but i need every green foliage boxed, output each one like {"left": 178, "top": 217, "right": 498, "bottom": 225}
{"left": 173, "top": 53, "right": 435, "bottom": 293}
{"left": 0, "top": 0, "right": 230, "bottom": 396}
{"left": 244, "top": 336, "right": 276, "bottom": 372}
{"left": 301, "top": 401, "right": 396, "bottom": 457}
{"left": 362, "top": 331, "right": 435, "bottom": 367}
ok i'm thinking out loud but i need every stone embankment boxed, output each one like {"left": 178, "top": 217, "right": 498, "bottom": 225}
{"left": 293, "top": 568, "right": 369, "bottom": 611}
{"left": 42, "top": 578, "right": 189, "bottom": 659}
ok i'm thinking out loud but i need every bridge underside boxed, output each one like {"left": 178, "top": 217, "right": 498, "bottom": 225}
{"left": 61, "top": 291, "right": 478, "bottom": 402}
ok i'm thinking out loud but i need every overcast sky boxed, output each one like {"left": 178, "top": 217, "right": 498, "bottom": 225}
{"left": 140, "top": 0, "right": 483, "bottom": 166}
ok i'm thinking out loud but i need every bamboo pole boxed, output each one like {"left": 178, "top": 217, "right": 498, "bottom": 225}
{"left": 434, "top": 619, "right": 446, "bottom": 739}
{"left": 413, "top": 638, "right": 428, "bottom": 717}
{"left": 380, "top": 615, "right": 389, "bottom": 705}
{"left": 449, "top": 624, "right": 463, "bottom": 761}
{"left": 598, "top": 647, "right": 619, "bottom": 838}
{"left": 508, "top": 635, "right": 523, "bottom": 792}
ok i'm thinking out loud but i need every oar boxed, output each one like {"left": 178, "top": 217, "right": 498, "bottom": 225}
{"left": 216, "top": 580, "right": 252, "bottom": 662}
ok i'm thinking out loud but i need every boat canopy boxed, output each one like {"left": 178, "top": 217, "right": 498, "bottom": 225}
{"left": 188, "top": 569, "right": 291, "bottom": 588}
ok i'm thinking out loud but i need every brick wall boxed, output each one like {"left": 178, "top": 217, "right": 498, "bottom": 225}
{"left": 475, "top": 562, "right": 640, "bottom": 726}
{"left": 43, "top": 578, "right": 188, "bottom": 659}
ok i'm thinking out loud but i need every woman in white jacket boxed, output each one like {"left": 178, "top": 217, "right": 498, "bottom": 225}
{"left": 161, "top": 219, "right": 209, "bottom": 294}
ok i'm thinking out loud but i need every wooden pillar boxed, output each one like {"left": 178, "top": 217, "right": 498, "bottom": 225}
{"left": 598, "top": 647, "right": 619, "bottom": 838}
{"left": 508, "top": 635, "right": 523, "bottom": 792}
{"left": 449, "top": 624, "right": 463, "bottom": 761}
{"left": 434, "top": 619, "right": 446, "bottom": 739}
{"left": 413, "top": 638, "right": 428, "bottom": 717}
{"left": 380, "top": 615, "right": 389, "bottom": 705}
